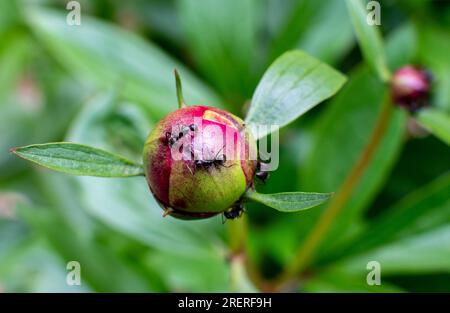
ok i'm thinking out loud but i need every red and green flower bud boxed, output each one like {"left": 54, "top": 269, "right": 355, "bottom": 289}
{"left": 143, "top": 106, "right": 258, "bottom": 220}
{"left": 391, "top": 65, "right": 432, "bottom": 112}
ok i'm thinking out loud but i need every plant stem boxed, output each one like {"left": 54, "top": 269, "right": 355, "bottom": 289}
{"left": 227, "top": 214, "right": 247, "bottom": 255}
{"left": 275, "top": 96, "right": 394, "bottom": 288}
{"left": 227, "top": 214, "right": 268, "bottom": 290}
{"left": 174, "top": 69, "right": 186, "bottom": 108}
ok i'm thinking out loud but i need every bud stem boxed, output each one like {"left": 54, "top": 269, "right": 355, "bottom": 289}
{"left": 273, "top": 94, "right": 395, "bottom": 289}
{"left": 174, "top": 69, "right": 186, "bottom": 109}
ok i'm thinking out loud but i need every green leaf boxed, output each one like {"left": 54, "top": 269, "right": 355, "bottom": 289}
{"left": 11, "top": 142, "right": 144, "bottom": 177}
{"left": 26, "top": 8, "right": 221, "bottom": 118}
{"left": 0, "top": 33, "right": 31, "bottom": 97}
{"left": 323, "top": 172, "right": 450, "bottom": 262}
{"left": 245, "top": 50, "right": 346, "bottom": 139}
{"left": 417, "top": 25, "right": 450, "bottom": 111}
{"left": 385, "top": 22, "right": 417, "bottom": 70}
{"left": 17, "top": 202, "right": 157, "bottom": 292}
{"left": 267, "top": 1, "right": 325, "bottom": 63}
{"left": 416, "top": 108, "right": 450, "bottom": 146}
{"left": 0, "top": 0, "right": 20, "bottom": 38}
{"left": 303, "top": 270, "right": 404, "bottom": 292}
{"left": 334, "top": 225, "right": 450, "bottom": 275}
{"left": 297, "top": 0, "right": 354, "bottom": 65}
{"left": 245, "top": 190, "right": 333, "bottom": 212}
{"left": 177, "top": 0, "right": 257, "bottom": 101}
{"left": 0, "top": 239, "right": 92, "bottom": 292}
{"left": 146, "top": 250, "right": 229, "bottom": 292}
{"left": 345, "top": 0, "right": 391, "bottom": 82}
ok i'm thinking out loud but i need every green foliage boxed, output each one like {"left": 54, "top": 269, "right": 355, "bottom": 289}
{"left": 334, "top": 225, "right": 450, "bottom": 275}
{"left": 245, "top": 191, "right": 333, "bottom": 212}
{"left": 416, "top": 108, "right": 450, "bottom": 146}
{"left": 26, "top": 7, "right": 221, "bottom": 118}
{"left": 246, "top": 50, "right": 346, "bottom": 139}
{"left": 11, "top": 143, "right": 145, "bottom": 177}
{"left": 297, "top": 25, "right": 416, "bottom": 258}
{"left": 1, "top": 0, "right": 449, "bottom": 293}
{"left": 177, "top": 0, "right": 257, "bottom": 103}
{"left": 345, "top": 0, "right": 391, "bottom": 82}
{"left": 322, "top": 173, "right": 450, "bottom": 262}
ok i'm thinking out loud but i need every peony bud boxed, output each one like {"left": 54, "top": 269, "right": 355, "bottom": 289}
{"left": 143, "top": 106, "right": 257, "bottom": 220}
{"left": 391, "top": 65, "right": 432, "bottom": 112}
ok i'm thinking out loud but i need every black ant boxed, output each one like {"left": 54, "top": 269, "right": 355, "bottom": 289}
{"left": 255, "top": 161, "right": 270, "bottom": 184}
{"left": 194, "top": 154, "right": 227, "bottom": 170}
{"left": 223, "top": 202, "right": 245, "bottom": 222}
{"left": 165, "top": 123, "right": 197, "bottom": 147}
{"left": 193, "top": 145, "right": 233, "bottom": 171}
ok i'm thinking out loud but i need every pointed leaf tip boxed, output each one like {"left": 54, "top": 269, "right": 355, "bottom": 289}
{"left": 174, "top": 69, "right": 187, "bottom": 109}
{"left": 11, "top": 142, "right": 145, "bottom": 177}
{"left": 244, "top": 190, "right": 333, "bottom": 212}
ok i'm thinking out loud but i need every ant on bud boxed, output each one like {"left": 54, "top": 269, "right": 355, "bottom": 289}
{"left": 193, "top": 145, "right": 232, "bottom": 171}
{"left": 194, "top": 154, "right": 227, "bottom": 171}
{"left": 165, "top": 124, "right": 198, "bottom": 147}
{"left": 223, "top": 202, "right": 245, "bottom": 222}
{"left": 255, "top": 161, "right": 270, "bottom": 184}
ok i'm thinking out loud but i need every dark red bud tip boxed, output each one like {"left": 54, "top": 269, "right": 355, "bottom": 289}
{"left": 9, "top": 147, "right": 18, "bottom": 154}
{"left": 391, "top": 65, "right": 432, "bottom": 113}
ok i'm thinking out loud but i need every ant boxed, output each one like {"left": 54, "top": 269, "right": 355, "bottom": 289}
{"left": 193, "top": 145, "right": 232, "bottom": 171}
{"left": 165, "top": 123, "right": 197, "bottom": 147}
{"left": 222, "top": 202, "right": 245, "bottom": 222}
{"left": 194, "top": 154, "right": 227, "bottom": 170}
{"left": 255, "top": 161, "right": 270, "bottom": 184}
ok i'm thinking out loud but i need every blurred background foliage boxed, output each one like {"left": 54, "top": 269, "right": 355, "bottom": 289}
{"left": 0, "top": 0, "right": 449, "bottom": 292}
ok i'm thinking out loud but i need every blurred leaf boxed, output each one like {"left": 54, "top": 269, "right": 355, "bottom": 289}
{"left": 18, "top": 203, "right": 155, "bottom": 292}
{"left": 245, "top": 190, "right": 332, "bottom": 213}
{"left": 26, "top": 8, "right": 221, "bottom": 118}
{"left": 384, "top": 273, "right": 450, "bottom": 292}
{"left": 345, "top": 0, "right": 391, "bottom": 81}
{"left": 11, "top": 143, "right": 145, "bottom": 177}
{"left": 146, "top": 250, "right": 229, "bottom": 292}
{"left": 0, "top": 34, "right": 34, "bottom": 173}
{"left": 296, "top": 25, "right": 416, "bottom": 259}
{"left": 66, "top": 92, "right": 151, "bottom": 162}
{"left": 297, "top": 0, "right": 354, "bottom": 65}
{"left": 334, "top": 225, "right": 450, "bottom": 275}
{"left": 0, "top": 32, "right": 86, "bottom": 179}
{"left": 22, "top": 169, "right": 164, "bottom": 292}
{"left": 323, "top": 172, "right": 450, "bottom": 262}
{"left": 177, "top": 0, "right": 257, "bottom": 102}
{"left": 417, "top": 24, "right": 450, "bottom": 111}
{"left": 0, "top": 218, "right": 28, "bottom": 260}
{"left": 0, "top": 33, "right": 31, "bottom": 97}
{"left": 385, "top": 23, "right": 417, "bottom": 70}
{"left": 0, "top": 0, "right": 20, "bottom": 38}
{"left": 0, "top": 238, "right": 91, "bottom": 292}
{"left": 248, "top": 216, "right": 299, "bottom": 266}
{"left": 371, "top": 135, "right": 450, "bottom": 211}
{"left": 303, "top": 270, "right": 404, "bottom": 292}
{"left": 267, "top": 0, "right": 325, "bottom": 63}
{"left": 131, "top": 1, "right": 182, "bottom": 45}
{"left": 299, "top": 69, "right": 406, "bottom": 255}
{"left": 246, "top": 50, "right": 346, "bottom": 139}
{"left": 416, "top": 108, "right": 450, "bottom": 146}
{"left": 229, "top": 256, "right": 258, "bottom": 292}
